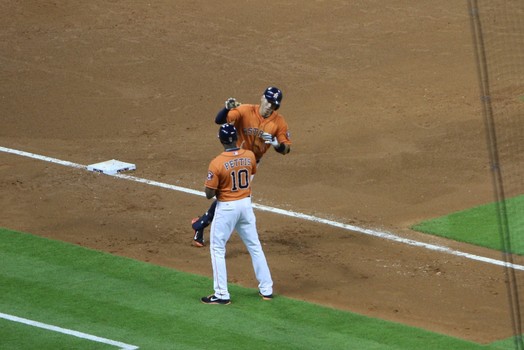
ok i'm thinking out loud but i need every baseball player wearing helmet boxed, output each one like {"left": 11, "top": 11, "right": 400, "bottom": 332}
{"left": 192, "top": 86, "right": 292, "bottom": 247}
{"left": 201, "top": 124, "right": 273, "bottom": 304}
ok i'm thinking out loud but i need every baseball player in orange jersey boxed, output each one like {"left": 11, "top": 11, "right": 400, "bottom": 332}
{"left": 201, "top": 123, "right": 273, "bottom": 304}
{"left": 192, "top": 86, "right": 291, "bottom": 247}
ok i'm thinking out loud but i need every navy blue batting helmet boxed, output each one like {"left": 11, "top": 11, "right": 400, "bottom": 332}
{"left": 264, "top": 86, "right": 283, "bottom": 109}
{"left": 218, "top": 123, "right": 238, "bottom": 144}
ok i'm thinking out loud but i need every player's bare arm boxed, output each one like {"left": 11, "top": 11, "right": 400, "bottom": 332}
{"left": 205, "top": 187, "right": 216, "bottom": 199}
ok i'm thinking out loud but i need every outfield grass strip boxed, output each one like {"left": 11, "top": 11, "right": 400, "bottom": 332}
{"left": 0, "top": 312, "right": 138, "bottom": 350}
{"left": 412, "top": 195, "right": 524, "bottom": 255}
{"left": 0, "top": 228, "right": 518, "bottom": 349}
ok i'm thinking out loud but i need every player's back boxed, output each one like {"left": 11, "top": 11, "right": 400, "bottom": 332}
{"left": 208, "top": 148, "right": 257, "bottom": 202}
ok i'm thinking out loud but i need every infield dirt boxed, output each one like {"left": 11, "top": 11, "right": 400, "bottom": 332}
{"left": 1, "top": 1, "right": 522, "bottom": 343}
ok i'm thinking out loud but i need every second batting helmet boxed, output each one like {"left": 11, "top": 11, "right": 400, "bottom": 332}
{"left": 264, "top": 86, "right": 283, "bottom": 109}
{"left": 218, "top": 123, "right": 238, "bottom": 144}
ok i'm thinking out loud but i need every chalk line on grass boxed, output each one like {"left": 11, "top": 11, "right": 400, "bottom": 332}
{"left": 0, "top": 312, "right": 138, "bottom": 350}
{"left": 1, "top": 145, "right": 523, "bottom": 271}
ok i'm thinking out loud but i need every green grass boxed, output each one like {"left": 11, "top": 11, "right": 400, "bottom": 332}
{"left": 0, "top": 228, "right": 516, "bottom": 349}
{"left": 412, "top": 195, "right": 524, "bottom": 255}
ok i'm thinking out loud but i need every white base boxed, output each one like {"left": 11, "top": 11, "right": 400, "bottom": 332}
{"left": 87, "top": 159, "right": 136, "bottom": 175}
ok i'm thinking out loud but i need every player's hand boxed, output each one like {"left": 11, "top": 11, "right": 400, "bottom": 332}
{"left": 261, "top": 132, "right": 279, "bottom": 147}
{"left": 225, "top": 97, "right": 241, "bottom": 110}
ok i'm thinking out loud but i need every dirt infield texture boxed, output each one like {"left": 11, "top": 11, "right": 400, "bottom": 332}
{"left": 1, "top": 1, "right": 522, "bottom": 344}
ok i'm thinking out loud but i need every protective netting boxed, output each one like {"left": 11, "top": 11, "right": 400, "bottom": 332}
{"left": 468, "top": 1, "right": 524, "bottom": 348}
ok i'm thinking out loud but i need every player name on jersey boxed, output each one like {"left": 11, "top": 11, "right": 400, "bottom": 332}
{"left": 223, "top": 157, "right": 252, "bottom": 170}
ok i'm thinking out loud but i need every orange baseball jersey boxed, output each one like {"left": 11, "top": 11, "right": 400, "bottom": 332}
{"left": 227, "top": 104, "right": 291, "bottom": 161}
{"left": 205, "top": 148, "right": 257, "bottom": 202}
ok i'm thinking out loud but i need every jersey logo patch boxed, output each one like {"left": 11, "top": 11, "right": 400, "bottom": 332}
{"left": 207, "top": 171, "right": 214, "bottom": 181}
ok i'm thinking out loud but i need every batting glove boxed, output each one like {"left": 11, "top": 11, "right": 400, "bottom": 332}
{"left": 261, "top": 132, "right": 279, "bottom": 147}
{"left": 225, "top": 97, "right": 241, "bottom": 110}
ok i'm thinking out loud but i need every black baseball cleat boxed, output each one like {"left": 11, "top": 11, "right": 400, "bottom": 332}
{"left": 191, "top": 218, "right": 205, "bottom": 247}
{"left": 259, "top": 292, "right": 273, "bottom": 300}
{"left": 201, "top": 295, "right": 231, "bottom": 305}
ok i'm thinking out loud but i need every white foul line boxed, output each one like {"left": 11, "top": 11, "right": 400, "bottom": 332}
{"left": 1, "top": 146, "right": 523, "bottom": 272}
{"left": 0, "top": 312, "right": 138, "bottom": 350}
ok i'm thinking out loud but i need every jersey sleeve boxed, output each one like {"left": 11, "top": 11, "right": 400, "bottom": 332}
{"left": 226, "top": 107, "right": 242, "bottom": 124}
{"left": 204, "top": 160, "right": 220, "bottom": 190}
{"left": 275, "top": 116, "right": 292, "bottom": 145}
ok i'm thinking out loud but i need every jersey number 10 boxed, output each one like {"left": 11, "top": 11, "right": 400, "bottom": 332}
{"left": 230, "top": 169, "right": 250, "bottom": 191}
